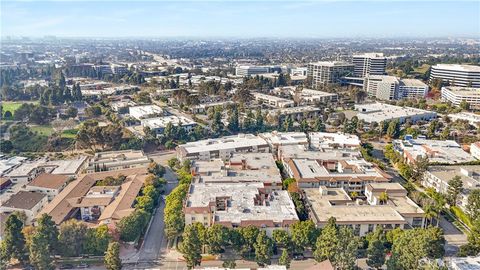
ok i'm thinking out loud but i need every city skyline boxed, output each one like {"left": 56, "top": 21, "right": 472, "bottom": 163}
{"left": 2, "top": 0, "right": 479, "bottom": 38}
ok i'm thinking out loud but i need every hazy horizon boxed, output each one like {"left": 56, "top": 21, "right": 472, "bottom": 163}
{"left": 2, "top": 0, "right": 479, "bottom": 39}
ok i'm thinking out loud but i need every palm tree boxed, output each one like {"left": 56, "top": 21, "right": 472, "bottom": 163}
{"left": 423, "top": 203, "right": 439, "bottom": 228}
{"left": 379, "top": 192, "right": 389, "bottom": 205}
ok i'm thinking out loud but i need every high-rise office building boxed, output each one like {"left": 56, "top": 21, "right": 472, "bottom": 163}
{"left": 307, "top": 61, "right": 354, "bottom": 88}
{"left": 352, "top": 53, "right": 387, "bottom": 77}
{"left": 430, "top": 64, "right": 480, "bottom": 87}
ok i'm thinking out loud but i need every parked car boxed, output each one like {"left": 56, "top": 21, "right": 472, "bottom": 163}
{"left": 59, "top": 264, "right": 73, "bottom": 269}
{"left": 293, "top": 253, "right": 305, "bottom": 260}
{"left": 76, "top": 263, "right": 89, "bottom": 269}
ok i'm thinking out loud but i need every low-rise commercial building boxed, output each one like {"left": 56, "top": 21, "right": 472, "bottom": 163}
{"left": 253, "top": 93, "right": 294, "bottom": 108}
{"left": 293, "top": 88, "right": 338, "bottom": 105}
{"left": 0, "top": 156, "right": 27, "bottom": 176}
{"left": 355, "top": 103, "right": 437, "bottom": 124}
{"left": 309, "top": 132, "right": 361, "bottom": 151}
{"left": 86, "top": 150, "right": 150, "bottom": 173}
{"left": 236, "top": 66, "right": 271, "bottom": 76}
{"left": 0, "top": 191, "right": 48, "bottom": 225}
{"left": 304, "top": 183, "right": 424, "bottom": 236}
{"left": 423, "top": 165, "right": 480, "bottom": 212}
{"left": 192, "top": 153, "right": 282, "bottom": 191}
{"left": 26, "top": 173, "right": 72, "bottom": 201}
{"left": 129, "top": 105, "right": 164, "bottom": 120}
{"left": 441, "top": 87, "right": 480, "bottom": 108}
{"left": 141, "top": 115, "right": 197, "bottom": 135}
{"left": 393, "top": 139, "right": 476, "bottom": 164}
{"left": 184, "top": 182, "right": 298, "bottom": 236}
{"left": 191, "top": 101, "right": 234, "bottom": 114}
{"left": 176, "top": 134, "right": 270, "bottom": 161}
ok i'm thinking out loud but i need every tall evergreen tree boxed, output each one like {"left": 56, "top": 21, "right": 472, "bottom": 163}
{"left": 179, "top": 224, "right": 202, "bottom": 269}
{"left": 104, "top": 242, "right": 122, "bottom": 270}
{"left": 254, "top": 231, "right": 274, "bottom": 267}
{"left": 2, "top": 214, "right": 27, "bottom": 264}
{"left": 29, "top": 233, "right": 54, "bottom": 270}
{"left": 314, "top": 217, "right": 338, "bottom": 262}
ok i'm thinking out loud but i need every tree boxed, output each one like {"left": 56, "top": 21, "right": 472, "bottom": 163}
{"left": 239, "top": 225, "right": 260, "bottom": 256}
{"left": 211, "top": 110, "right": 224, "bottom": 136}
{"left": 391, "top": 227, "right": 445, "bottom": 269}
{"left": 290, "top": 220, "right": 318, "bottom": 252}
{"left": 255, "top": 109, "right": 264, "bottom": 132}
{"left": 367, "top": 239, "right": 386, "bottom": 269}
{"left": 447, "top": 175, "right": 463, "bottom": 206}
{"left": 460, "top": 100, "right": 471, "bottom": 110}
{"left": 379, "top": 192, "right": 389, "bottom": 205}
{"left": 58, "top": 219, "right": 88, "bottom": 257}
{"left": 85, "top": 225, "right": 112, "bottom": 255}
{"left": 0, "top": 140, "right": 13, "bottom": 153}
{"left": 135, "top": 195, "right": 154, "bottom": 212}
{"left": 386, "top": 120, "right": 400, "bottom": 139}
{"left": 117, "top": 210, "right": 150, "bottom": 242}
{"left": 278, "top": 249, "right": 291, "bottom": 269}
{"left": 458, "top": 218, "right": 480, "bottom": 256}
{"left": 312, "top": 118, "right": 325, "bottom": 132}
{"left": 254, "top": 231, "right": 274, "bottom": 267}
{"left": 206, "top": 224, "right": 228, "bottom": 254}
{"left": 411, "top": 156, "right": 429, "bottom": 182}
{"left": 272, "top": 229, "right": 291, "bottom": 248}
{"left": 179, "top": 224, "right": 202, "bottom": 269}
{"left": 104, "top": 242, "right": 122, "bottom": 270}
{"left": 467, "top": 189, "right": 480, "bottom": 221}
{"left": 35, "top": 214, "right": 59, "bottom": 253}
{"left": 222, "top": 260, "right": 236, "bottom": 269}
{"left": 29, "top": 233, "right": 54, "bottom": 270}
{"left": 314, "top": 217, "right": 338, "bottom": 262}
{"left": 227, "top": 107, "right": 240, "bottom": 133}
{"left": 148, "top": 162, "right": 165, "bottom": 177}
{"left": 2, "top": 214, "right": 27, "bottom": 263}
{"left": 333, "top": 226, "right": 359, "bottom": 270}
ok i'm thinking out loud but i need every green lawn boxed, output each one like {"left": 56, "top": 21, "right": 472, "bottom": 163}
{"left": 413, "top": 64, "right": 431, "bottom": 75}
{"left": 61, "top": 129, "right": 78, "bottom": 138}
{"left": 30, "top": 125, "right": 54, "bottom": 136}
{"left": 2, "top": 101, "right": 38, "bottom": 119}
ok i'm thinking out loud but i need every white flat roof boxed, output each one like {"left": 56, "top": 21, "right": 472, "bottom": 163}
{"left": 433, "top": 64, "right": 480, "bottom": 72}
{"left": 178, "top": 134, "right": 268, "bottom": 154}
{"left": 141, "top": 115, "right": 196, "bottom": 129}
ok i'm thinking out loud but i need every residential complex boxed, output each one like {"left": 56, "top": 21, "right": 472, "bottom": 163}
{"left": 355, "top": 102, "right": 437, "bottom": 124}
{"left": 25, "top": 173, "right": 72, "bottom": 201}
{"left": 352, "top": 53, "right": 387, "bottom": 77}
{"left": 267, "top": 106, "right": 321, "bottom": 122}
{"left": 393, "top": 138, "right": 476, "bottom": 164}
{"left": 141, "top": 115, "right": 197, "bottom": 135}
{"left": 191, "top": 153, "right": 282, "bottom": 191}
{"left": 430, "top": 64, "right": 480, "bottom": 88}
{"left": 184, "top": 182, "right": 299, "bottom": 236}
{"left": 176, "top": 134, "right": 270, "bottom": 161}
{"left": 441, "top": 86, "right": 480, "bottom": 108}
{"left": 307, "top": 61, "right": 354, "bottom": 88}
{"left": 448, "top": 112, "right": 480, "bottom": 126}
{"left": 0, "top": 191, "right": 49, "bottom": 225}
{"left": 129, "top": 104, "right": 165, "bottom": 120}
{"left": 423, "top": 165, "right": 480, "bottom": 211}
{"left": 86, "top": 150, "right": 150, "bottom": 173}
{"left": 38, "top": 167, "right": 148, "bottom": 224}
{"left": 253, "top": 92, "right": 294, "bottom": 108}
{"left": 304, "top": 183, "right": 424, "bottom": 236}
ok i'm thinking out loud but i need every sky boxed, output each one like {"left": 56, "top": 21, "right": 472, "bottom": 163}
{"left": 1, "top": 0, "right": 479, "bottom": 38}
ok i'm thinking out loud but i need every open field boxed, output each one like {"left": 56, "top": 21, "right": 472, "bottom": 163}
{"left": 413, "top": 64, "right": 431, "bottom": 74}
{"left": 30, "top": 125, "right": 54, "bottom": 136}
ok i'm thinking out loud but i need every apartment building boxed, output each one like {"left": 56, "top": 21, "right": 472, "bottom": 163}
{"left": 393, "top": 139, "right": 476, "bottom": 164}
{"left": 430, "top": 64, "right": 480, "bottom": 87}
{"left": 128, "top": 105, "right": 164, "bottom": 120}
{"left": 86, "top": 150, "right": 150, "bottom": 173}
{"left": 4, "top": 156, "right": 88, "bottom": 183}
{"left": 355, "top": 103, "right": 437, "bottom": 124}
{"left": 141, "top": 115, "right": 197, "bottom": 135}
{"left": 38, "top": 167, "right": 148, "bottom": 224}
{"left": 307, "top": 61, "right": 354, "bottom": 88}
{"left": 304, "top": 183, "right": 424, "bottom": 236}
{"left": 0, "top": 191, "right": 48, "bottom": 225}
{"left": 441, "top": 87, "right": 480, "bottom": 108}
{"left": 352, "top": 53, "right": 387, "bottom": 77}
{"left": 253, "top": 93, "right": 294, "bottom": 108}
{"left": 423, "top": 165, "right": 480, "bottom": 212}
{"left": 191, "top": 153, "right": 282, "bottom": 191}
{"left": 267, "top": 106, "right": 321, "bottom": 123}
{"left": 470, "top": 142, "right": 480, "bottom": 160}
{"left": 448, "top": 112, "right": 480, "bottom": 126}
{"left": 25, "top": 173, "right": 71, "bottom": 201}
{"left": 290, "top": 88, "right": 338, "bottom": 105}
{"left": 184, "top": 182, "right": 298, "bottom": 236}
{"left": 176, "top": 134, "right": 270, "bottom": 161}
{"left": 309, "top": 132, "right": 361, "bottom": 151}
